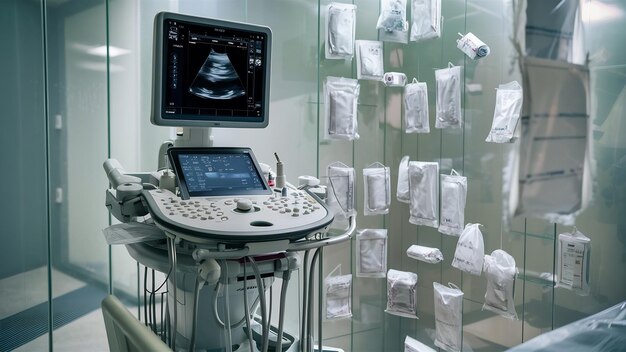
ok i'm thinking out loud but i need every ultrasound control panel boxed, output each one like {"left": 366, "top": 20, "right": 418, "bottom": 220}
{"left": 143, "top": 188, "right": 334, "bottom": 243}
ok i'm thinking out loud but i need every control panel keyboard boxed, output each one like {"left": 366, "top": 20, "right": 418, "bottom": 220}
{"left": 143, "top": 188, "right": 333, "bottom": 242}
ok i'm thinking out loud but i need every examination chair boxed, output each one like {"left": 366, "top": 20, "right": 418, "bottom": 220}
{"left": 102, "top": 295, "right": 171, "bottom": 352}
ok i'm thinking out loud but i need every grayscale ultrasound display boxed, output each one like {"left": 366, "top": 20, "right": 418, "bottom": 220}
{"left": 189, "top": 49, "right": 246, "bottom": 100}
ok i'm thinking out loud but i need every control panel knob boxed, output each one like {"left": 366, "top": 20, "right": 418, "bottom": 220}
{"left": 236, "top": 199, "right": 253, "bottom": 212}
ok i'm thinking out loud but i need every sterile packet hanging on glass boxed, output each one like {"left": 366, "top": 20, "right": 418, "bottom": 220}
{"left": 433, "top": 282, "right": 463, "bottom": 352}
{"left": 356, "top": 229, "right": 388, "bottom": 278}
{"left": 457, "top": 32, "right": 490, "bottom": 59}
{"left": 556, "top": 228, "right": 591, "bottom": 296}
{"left": 408, "top": 161, "right": 439, "bottom": 228}
{"left": 327, "top": 162, "right": 356, "bottom": 217}
{"left": 405, "top": 335, "right": 437, "bottom": 352}
{"left": 406, "top": 244, "right": 443, "bottom": 264}
{"left": 404, "top": 79, "right": 430, "bottom": 134}
{"left": 363, "top": 162, "right": 391, "bottom": 216}
{"left": 483, "top": 249, "right": 518, "bottom": 319}
{"left": 438, "top": 169, "right": 467, "bottom": 236}
{"left": 397, "top": 155, "right": 411, "bottom": 203}
{"left": 451, "top": 223, "right": 485, "bottom": 276}
{"left": 356, "top": 40, "right": 384, "bottom": 81}
{"left": 326, "top": 3, "right": 357, "bottom": 60}
{"left": 324, "top": 76, "right": 360, "bottom": 140}
{"left": 386, "top": 269, "right": 419, "bottom": 319}
{"left": 325, "top": 273, "right": 353, "bottom": 320}
{"left": 486, "top": 81, "right": 523, "bottom": 143}
{"left": 435, "top": 63, "right": 462, "bottom": 129}
{"left": 410, "top": 0, "right": 442, "bottom": 42}
{"left": 377, "top": 0, "right": 409, "bottom": 44}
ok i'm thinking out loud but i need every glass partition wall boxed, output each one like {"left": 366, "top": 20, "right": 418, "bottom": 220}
{"left": 1, "top": 0, "right": 625, "bottom": 351}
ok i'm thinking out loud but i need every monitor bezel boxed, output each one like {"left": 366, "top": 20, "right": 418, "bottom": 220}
{"left": 151, "top": 12, "right": 271, "bottom": 129}
{"left": 167, "top": 147, "right": 272, "bottom": 199}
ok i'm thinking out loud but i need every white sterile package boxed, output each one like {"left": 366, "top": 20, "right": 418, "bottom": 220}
{"left": 408, "top": 161, "right": 439, "bottom": 228}
{"left": 377, "top": 0, "right": 409, "bottom": 44}
{"left": 327, "top": 162, "right": 356, "bottom": 217}
{"left": 486, "top": 81, "right": 523, "bottom": 143}
{"left": 404, "top": 79, "right": 430, "bottom": 134}
{"left": 405, "top": 335, "right": 437, "bottom": 352}
{"left": 407, "top": 244, "right": 443, "bottom": 264}
{"left": 326, "top": 3, "right": 356, "bottom": 60}
{"left": 483, "top": 249, "right": 518, "bottom": 319}
{"left": 433, "top": 282, "right": 464, "bottom": 352}
{"left": 438, "top": 170, "right": 467, "bottom": 236}
{"left": 457, "top": 32, "right": 490, "bottom": 60}
{"left": 363, "top": 163, "right": 391, "bottom": 216}
{"left": 451, "top": 223, "right": 485, "bottom": 276}
{"left": 410, "top": 0, "right": 442, "bottom": 42}
{"left": 435, "top": 64, "right": 462, "bottom": 129}
{"left": 384, "top": 72, "right": 408, "bottom": 87}
{"left": 386, "top": 269, "right": 419, "bottom": 319}
{"left": 397, "top": 155, "right": 411, "bottom": 203}
{"left": 356, "top": 229, "right": 388, "bottom": 278}
{"left": 325, "top": 273, "right": 353, "bottom": 320}
{"left": 356, "top": 40, "right": 384, "bottom": 80}
{"left": 324, "top": 76, "right": 360, "bottom": 141}
{"left": 556, "top": 228, "right": 591, "bottom": 296}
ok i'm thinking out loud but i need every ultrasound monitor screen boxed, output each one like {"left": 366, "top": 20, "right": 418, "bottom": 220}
{"left": 168, "top": 148, "right": 271, "bottom": 199}
{"left": 152, "top": 13, "right": 271, "bottom": 128}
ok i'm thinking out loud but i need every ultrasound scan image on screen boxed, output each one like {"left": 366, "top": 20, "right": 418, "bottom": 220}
{"left": 152, "top": 13, "right": 271, "bottom": 128}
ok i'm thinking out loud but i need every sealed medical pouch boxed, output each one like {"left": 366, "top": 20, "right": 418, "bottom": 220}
{"left": 377, "top": 0, "right": 409, "bottom": 44}
{"left": 410, "top": 0, "right": 442, "bottom": 42}
{"left": 356, "top": 229, "right": 388, "bottom": 278}
{"left": 327, "top": 162, "right": 356, "bottom": 217}
{"left": 404, "top": 79, "right": 430, "bottom": 134}
{"left": 356, "top": 40, "right": 384, "bottom": 80}
{"left": 556, "top": 228, "right": 591, "bottom": 296}
{"left": 435, "top": 63, "right": 462, "bottom": 129}
{"left": 483, "top": 249, "right": 518, "bottom": 319}
{"left": 486, "top": 81, "right": 523, "bottom": 143}
{"left": 405, "top": 335, "right": 436, "bottom": 352}
{"left": 324, "top": 76, "right": 360, "bottom": 141}
{"left": 326, "top": 3, "right": 356, "bottom": 60}
{"left": 451, "top": 223, "right": 485, "bottom": 276}
{"left": 363, "top": 163, "right": 391, "bottom": 216}
{"left": 397, "top": 155, "right": 411, "bottom": 203}
{"left": 386, "top": 269, "right": 419, "bottom": 319}
{"left": 406, "top": 244, "right": 443, "bottom": 264}
{"left": 457, "top": 32, "right": 490, "bottom": 59}
{"left": 325, "top": 272, "right": 353, "bottom": 320}
{"left": 408, "top": 161, "right": 439, "bottom": 228}
{"left": 433, "top": 282, "right": 463, "bottom": 352}
{"left": 438, "top": 170, "right": 467, "bottom": 236}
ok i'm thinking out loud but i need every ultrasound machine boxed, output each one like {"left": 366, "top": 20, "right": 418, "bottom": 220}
{"left": 103, "top": 12, "right": 354, "bottom": 352}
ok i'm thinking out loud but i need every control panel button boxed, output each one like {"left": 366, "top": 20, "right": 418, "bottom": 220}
{"left": 236, "top": 199, "right": 253, "bottom": 211}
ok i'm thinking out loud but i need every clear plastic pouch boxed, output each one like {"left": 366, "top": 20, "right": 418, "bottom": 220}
{"left": 326, "top": 3, "right": 357, "bottom": 60}
{"left": 433, "top": 282, "right": 463, "bottom": 352}
{"left": 324, "top": 76, "right": 360, "bottom": 141}
{"left": 435, "top": 63, "right": 462, "bottom": 129}
{"left": 408, "top": 161, "right": 439, "bottom": 228}
{"left": 406, "top": 244, "right": 443, "bottom": 264}
{"left": 397, "top": 155, "right": 411, "bottom": 203}
{"left": 457, "top": 32, "right": 490, "bottom": 59}
{"left": 327, "top": 162, "right": 356, "bottom": 217}
{"left": 451, "top": 223, "right": 485, "bottom": 276}
{"left": 377, "top": 0, "right": 409, "bottom": 44}
{"left": 410, "top": 0, "right": 442, "bottom": 42}
{"left": 486, "top": 81, "right": 523, "bottom": 143}
{"left": 556, "top": 227, "right": 591, "bottom": 296}
{"left": 356, "top": 40, "right": 384, "bottom": 80}
{"left": 483, "top": 249, "right": 518, "bottom": 319}
{"left": 325, "top": 267, "right": 353, "bottom": 320}
{"left": 363, "top": 162, "right": 391, "bottom": 216}
{"left": 438, "top": 169, "right": 467, "bottom": 236}
{"left": 356, "top": 229, "right": 388, "bottom": 278}
{"left": 405, "top": 335, "right": 436, "bottom": 352}
{"left": 386, "top": 269, "right": 419, "bottom": 319}
{"left": 404, "top": 79, "right": 430, "bottom": 134}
